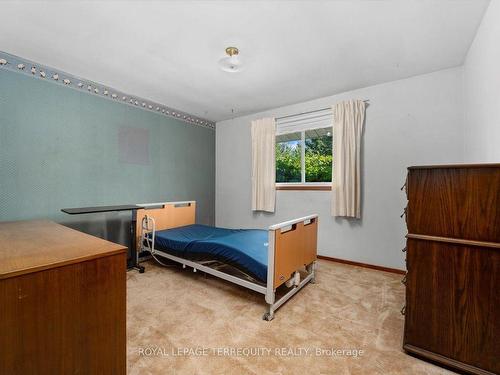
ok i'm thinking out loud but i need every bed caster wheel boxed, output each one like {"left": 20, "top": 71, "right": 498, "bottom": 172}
{"left": 262, "top": 312, "right": 274, "bottom": 321}
{"left": 138, "top": 266, "right": 145, "bottom": 273}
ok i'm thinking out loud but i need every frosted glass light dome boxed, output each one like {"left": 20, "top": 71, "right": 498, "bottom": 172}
{"left": 218, "top": 47, "right": 243, "bottom": 73}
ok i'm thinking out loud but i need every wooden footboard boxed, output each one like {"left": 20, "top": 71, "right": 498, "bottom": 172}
{"left": 269, "top": 215, "right": 318, "bottom": 288}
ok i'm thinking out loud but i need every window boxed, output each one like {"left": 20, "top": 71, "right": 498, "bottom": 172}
{"left": 305, "top": 127, "right": 332, "bottom": 182}
{"left": 276, "top": 131, "right": 301, "bottom": 183}
{"left": 276, "top": 125, "right": 332, "bottom": 188}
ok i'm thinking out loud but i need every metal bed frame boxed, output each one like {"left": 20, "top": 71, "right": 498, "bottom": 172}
{"left": 139, "top": 212, "right": 317, "bottom": 321}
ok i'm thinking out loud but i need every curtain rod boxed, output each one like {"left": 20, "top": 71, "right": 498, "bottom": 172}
{"left": 276, "top": 100, "right": 370, "bottom": 121}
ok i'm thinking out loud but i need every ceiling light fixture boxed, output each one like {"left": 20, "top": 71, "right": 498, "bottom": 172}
{"left": 218, "top": 47, "right": 242, "bottom": 73}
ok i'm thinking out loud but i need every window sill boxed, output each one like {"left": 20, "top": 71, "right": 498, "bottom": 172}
{"left": 276, "top": 184, "right": 332, "bottom": 191}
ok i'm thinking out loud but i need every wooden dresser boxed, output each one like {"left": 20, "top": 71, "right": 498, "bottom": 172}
{"left": 403, "top": 164, "right": 500, "bottom": 375}
{"left": 0, "top": 220, "right": 127, "bottom": 375}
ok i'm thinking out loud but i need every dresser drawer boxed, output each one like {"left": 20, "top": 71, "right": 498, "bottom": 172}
{"left": 404, "top": 238, "right": 500, "bottom": 374}
{"left": 406, "top": 167, "right": 500, "bottom": 242}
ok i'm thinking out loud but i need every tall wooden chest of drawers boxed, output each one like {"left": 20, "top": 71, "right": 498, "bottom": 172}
{"left": 403, "top": 164, "right": 500, "bottom": 375}
{"left": 0, "top": 220, "right": 127, "bottom": 375}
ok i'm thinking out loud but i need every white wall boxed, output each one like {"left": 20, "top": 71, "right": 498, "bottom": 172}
{"left": 463, "top": 1, "right": 500, "bottom": 162}
{"left": 216, "top": 68, "right": 464, "bottom": 270}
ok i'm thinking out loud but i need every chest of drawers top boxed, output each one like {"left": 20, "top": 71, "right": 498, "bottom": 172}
{"left": 0, "top": 220, "right": 126, "bottom": 280}
{"left": 406, "top": 163, "right": 500, "bottom": 243}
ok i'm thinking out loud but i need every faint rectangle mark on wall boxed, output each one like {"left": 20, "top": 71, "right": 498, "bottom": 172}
{"left": 118, "top": 127, "right": 150, "bottom": 165}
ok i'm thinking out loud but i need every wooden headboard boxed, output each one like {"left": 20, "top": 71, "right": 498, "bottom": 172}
{"left": 134, "top": 201, "right": 196, "bottom": 247}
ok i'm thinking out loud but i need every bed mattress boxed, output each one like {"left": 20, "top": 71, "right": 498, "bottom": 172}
{"left": 151, "top": 224, "right": 268, "bottom": 282}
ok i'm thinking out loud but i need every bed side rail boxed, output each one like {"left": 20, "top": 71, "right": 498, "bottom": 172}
{"left": 140, "top": 215, "right": 156, "bottom": 253}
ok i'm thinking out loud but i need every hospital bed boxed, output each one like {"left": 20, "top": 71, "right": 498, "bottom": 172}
{"left": 136, "top": 201, "right": 318, "bottom": 320}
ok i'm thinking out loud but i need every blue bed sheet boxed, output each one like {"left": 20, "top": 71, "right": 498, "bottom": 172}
{"left": 152, "top": 224, "right": 268, "bottom": 282}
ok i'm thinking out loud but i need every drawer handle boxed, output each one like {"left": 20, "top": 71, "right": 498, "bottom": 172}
{"left": 401, "top": 274, "right": 407, "bottom": 285}
{"left": 401, "top": 175, "right": 408, "bottom": 194}
{"left": 400, "top": 305, "right": 406, "bottom": 316}
{"left": 400, "top": 207, "right": 407, "bottom": 218}
{"left": 402, "top": 246, "right": 407, "bottom": 253}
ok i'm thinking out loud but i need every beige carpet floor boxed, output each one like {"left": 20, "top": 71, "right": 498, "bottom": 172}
{"left": 127, "top": 259, "right": 454, "bottom": 375}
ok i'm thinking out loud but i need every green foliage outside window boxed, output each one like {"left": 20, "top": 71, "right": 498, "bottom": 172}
{"left": 276, "top": 141, "right": 301, "bottom": 182}
{"left": 276, "top": 127, "right": 332, "bottom": 183}
{"left": 305, "top": 131, "right": 332, "bottom": 182}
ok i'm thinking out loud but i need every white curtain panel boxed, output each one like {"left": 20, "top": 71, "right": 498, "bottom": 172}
{"left": 332, "top": 100, "right": 366, "bottom": 218}
{"left": 251, "top": 117, "right": 276, "bottom": 212}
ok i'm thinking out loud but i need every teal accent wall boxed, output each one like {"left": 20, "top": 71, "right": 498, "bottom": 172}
{"left": 0, "top": 69, "right": 215, "bottom": 226}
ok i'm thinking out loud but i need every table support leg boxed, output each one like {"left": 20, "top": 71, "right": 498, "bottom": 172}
{"left": 128, "top": 214, "right": 145, "bottom": 273}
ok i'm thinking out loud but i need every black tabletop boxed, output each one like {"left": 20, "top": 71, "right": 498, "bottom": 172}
{"left": 61, "top": 204, "right": 140, "bottom": 215}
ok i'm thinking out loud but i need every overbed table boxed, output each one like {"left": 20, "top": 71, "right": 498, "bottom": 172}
{"left": 61, "top": 204, "right": 145, "bottom": 273}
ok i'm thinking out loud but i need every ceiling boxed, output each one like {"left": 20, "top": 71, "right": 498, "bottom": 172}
{"left": 0, "top": 1, "right": 490, "bottom": 122}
